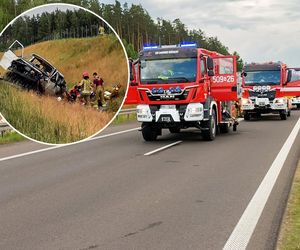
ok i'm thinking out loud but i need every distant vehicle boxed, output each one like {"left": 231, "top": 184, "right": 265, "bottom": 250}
{"left": 0, "top": 40, "right": 67, "bottom": 96}
{"left": 127, "top": 43, "right": 239, "bottom": 141}
{"left": 241, "top": 62, "right": 300, "bottom": 120}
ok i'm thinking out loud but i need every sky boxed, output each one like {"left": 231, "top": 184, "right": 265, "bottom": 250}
{"left": 100, "top": 0, "right": 300, "bottom": 67}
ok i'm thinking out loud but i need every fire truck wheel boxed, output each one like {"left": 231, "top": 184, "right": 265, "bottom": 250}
{"left": 244, "top": 112, "right": 250, "bottom": 121}
{"left": 141, "top": 123, "right": 158, "bottom": 141}
{"left": 280, "top": 112, "right": 287, "bottom": 120}
{"left": 202, "top": 109, "right": 217, "bottom": 141}
{"left": 169, "top": 127, "right": 181, "bottom": 133}
{"left": 219, "top": 123, "right": 229, "bottom": 133}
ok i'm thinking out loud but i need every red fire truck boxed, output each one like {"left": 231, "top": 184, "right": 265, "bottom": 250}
{"left": 241, "top": 62, "right": 300, "bottom": 120}
{"left": 129, "top": 43, "right": 239, "bottom": 141}
{"left": 124, "top": 59, "right": 139, "bottom": 105}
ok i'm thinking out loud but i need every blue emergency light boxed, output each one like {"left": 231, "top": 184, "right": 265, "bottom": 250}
{"left": 143, "top": 44, "right": 159, "bottom": 50}
{"left": 158, "top": 87, "right": 164, "bottom": 94}
{"left": 175, "top": 86, "right": 181, "bottom": 93}
{"left": 152, "top": 88, "right": 158, "bottom": 94}
{"left": 169, "top": 87, "right": 175, "bottom": 93}
{"left": 179, "top": 42, "right": 197, "bottom": 48}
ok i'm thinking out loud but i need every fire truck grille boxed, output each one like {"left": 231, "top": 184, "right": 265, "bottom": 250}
{"left": 249, "top": 90, "right": 276, "bottom": 100}
{"left": 146, "top": 90, "right": 190, "bottom": 101}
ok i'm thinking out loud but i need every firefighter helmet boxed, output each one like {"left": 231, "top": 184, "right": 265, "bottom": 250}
{"left": 82, "top": 71, "right": 89, "bottom": 78}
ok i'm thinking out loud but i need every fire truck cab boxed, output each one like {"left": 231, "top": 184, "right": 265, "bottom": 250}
{"left": 134, "top": 43, "right": 239, "bottom": 141}
{"left": 241, "top": 62, "right": 298, "bottom": 120}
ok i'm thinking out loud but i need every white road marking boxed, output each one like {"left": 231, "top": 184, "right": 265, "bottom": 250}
{"left": 0, "top": 127, "right": 139, "bottom": 163}
{"left": 223, "top": 117, "right": 300, "bottom": 250}
{"left": 144, "top": 141, "right": 183, "bottom": 156}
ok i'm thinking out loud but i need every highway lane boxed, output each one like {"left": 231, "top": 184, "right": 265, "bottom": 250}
{"left": 0, "top": 112, "right": 300, "bottom": 249}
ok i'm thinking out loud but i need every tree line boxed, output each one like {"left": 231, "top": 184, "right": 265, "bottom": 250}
{"left": 0, "top": 0, "right": 243, "bottom": 70}
{"left": 1, "top": 9, "right": 109, "bottom": 48}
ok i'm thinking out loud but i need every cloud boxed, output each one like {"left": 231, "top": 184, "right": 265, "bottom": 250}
{"left": 101, "top": 0, "right": 300, "bottom": 66}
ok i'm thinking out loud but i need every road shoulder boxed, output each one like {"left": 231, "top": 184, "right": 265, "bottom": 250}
{"left": 277, "top": 160, "right": 300, "bottom": 250}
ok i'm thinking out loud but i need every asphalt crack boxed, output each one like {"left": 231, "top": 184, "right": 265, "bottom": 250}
{"left": 123, "top": 221, "right": 163, "bottom": 238}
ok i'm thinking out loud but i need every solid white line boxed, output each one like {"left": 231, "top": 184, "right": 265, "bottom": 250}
{"left": 223, "top": 117, "right": 300, "bottom": 250}
{"left": 144, "top": 141, "right": 183, "bottom": 156}
{"left": 0, "top": 127, "right": 139, "bottom": 163}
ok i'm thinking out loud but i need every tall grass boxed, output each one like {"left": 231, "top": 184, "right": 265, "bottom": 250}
{"left": 0, "top": 81, "right": 114, "bottom": 144}
{"left": 20, "top": 35, "right": 128, "bottom": 89}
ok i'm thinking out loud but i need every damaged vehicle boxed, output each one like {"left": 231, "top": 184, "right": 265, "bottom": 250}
{"left": 0, "top": 40, "right": 67, "bottom": 96}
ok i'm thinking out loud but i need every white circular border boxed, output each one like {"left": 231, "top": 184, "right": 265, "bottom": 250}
{"left": 0, "top": 3, "right": 130, "bottom": 146}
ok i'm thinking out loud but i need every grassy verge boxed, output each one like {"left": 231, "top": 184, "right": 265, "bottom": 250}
{"left": 277, "top": 161, "right": 300, "bottom": 250}
{"left": 112, "top": 112, "right": 137, "bottom": 125}
{"left": 0, "top": 81, "right": 114, "bottom": 144}
{"left": 0, "top": 131, "right": 25, "bottom": 144}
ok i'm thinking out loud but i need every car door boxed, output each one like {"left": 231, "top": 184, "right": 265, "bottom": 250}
{"left": 210, "top": 55, "right": 238, "bottom": 101}
{"left": 124, "top": 60, "right": 139, "bottom": 105}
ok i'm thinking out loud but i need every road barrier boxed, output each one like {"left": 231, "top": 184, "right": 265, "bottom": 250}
{"left": 116, "top": 108, "right": 136, "bottom": 120}
{"left": 0, "top": 123, "right": 11, "bottom": 137}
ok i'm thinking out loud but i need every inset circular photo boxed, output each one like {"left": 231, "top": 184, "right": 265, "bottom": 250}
{"left": 0, "top": 3, "right": 128, "bottom": 144}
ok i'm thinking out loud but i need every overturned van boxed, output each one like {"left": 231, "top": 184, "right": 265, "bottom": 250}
{"left": 0, "top": 40, "right": 67, "bottom": 96}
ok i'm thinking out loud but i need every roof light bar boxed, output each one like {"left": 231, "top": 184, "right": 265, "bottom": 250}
{"left": 179, "top": 42, "right": 197, "bottom": 48}
{"left": 143, "top": 44, "right": 159, "bottom": 50}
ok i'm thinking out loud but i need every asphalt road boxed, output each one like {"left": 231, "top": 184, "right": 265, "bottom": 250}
{"left": 0, "top": 112, "right": 300, "bottom": 250}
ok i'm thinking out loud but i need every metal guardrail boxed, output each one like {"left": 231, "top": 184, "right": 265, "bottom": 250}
{"left": 116, "top": 108, "right": 136, "bottom": 120}
{"left": 118, "top": 108, "right": 136, "bottom": 114}
{"left": 0, "top": 123, "right": 11, "bottom": 137}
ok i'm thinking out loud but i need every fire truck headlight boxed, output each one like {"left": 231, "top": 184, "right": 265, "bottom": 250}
{"left": 137, "top": 105, "right": 149, "bottom": 115}
{"left": 190, "top": 107, "right": 201, "bottom": 113}
{"left": 242, "top": 98, "right": 251, "bottom": 105}
{"left": 274, "top": 98, "right": 284, "bottom": 104}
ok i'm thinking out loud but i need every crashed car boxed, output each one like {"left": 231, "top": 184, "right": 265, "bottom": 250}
{"left": 0, "top": 41, "right": 67, "bottom": 96}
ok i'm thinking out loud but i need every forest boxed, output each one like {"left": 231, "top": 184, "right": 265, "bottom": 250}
{"left": 0, "top": 0, "right": 243, "bottom": 69}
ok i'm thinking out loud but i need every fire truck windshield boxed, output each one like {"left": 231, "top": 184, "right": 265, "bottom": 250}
{"left": 140, "top": 58, "right": 197, "bottom": 84}
{"left": 244, "top": 70, "right": 280, "bottom": 86}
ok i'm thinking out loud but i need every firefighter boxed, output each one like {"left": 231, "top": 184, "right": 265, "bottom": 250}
{"left": 79, "top": 71, "right": 93, "bottom": 106}
{"left": 92, "top": 72, "right": 106, "bottom": 108}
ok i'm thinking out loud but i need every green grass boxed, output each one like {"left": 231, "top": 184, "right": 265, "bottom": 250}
{"left": 277, "top": 161, "right": 300, "bottom": 250}
{"left": 0, "top": 131, "right": 25, "bottom": 144}
{"left": 0, "top": 81, "right": 113, "bottom": 144}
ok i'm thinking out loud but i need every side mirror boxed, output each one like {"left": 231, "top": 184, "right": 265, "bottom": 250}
{"left": 286, "top": 70, "right": 292, "bottom": 84}
{"left": 208, "top": 70, "right": 214, "bottom": 77}
{"left": 130, "top": 82, "right": 138, "bottom": 86}
{"left": 241, "top": 72, "right": 247, "bottom": 77}
{"left": 207, "top": 57, "right": 214, "bottom": 70}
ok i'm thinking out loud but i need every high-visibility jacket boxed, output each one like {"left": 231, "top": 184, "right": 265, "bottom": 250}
{"left": 80, "top": 79, "right": 92, "bottom": 95}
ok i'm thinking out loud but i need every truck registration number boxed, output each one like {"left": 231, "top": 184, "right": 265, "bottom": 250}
{"left": 160, "top": 105, "right": 176, "bottom": 110}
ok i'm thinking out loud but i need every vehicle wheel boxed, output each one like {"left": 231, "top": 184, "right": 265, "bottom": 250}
{"left": 219, "top": 123, "right": 229, "bottom": 133}
{"left": 287, "top": 110, "right": 291, "bottom": 117}
{"left": 202, "top": 109, "right": 217, "bottom": 141}
{"left": 297, "top": 104, "right": 300, "bottom": 109}
{"left": 169, "top": 127, "right": 181, "bottom": 133}
{"left": 280, "top": 112, "right": 287, "bottom": 120}
{"left": 141, "top": 123, "right": 158, "bottom": 141}
{"left": 244, "top": 112, "right": 250, "bottom": 121}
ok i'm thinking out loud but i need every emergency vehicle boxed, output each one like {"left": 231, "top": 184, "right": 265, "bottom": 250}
{"left": 130, "top": 43, "right": 239, "bottom": 141}
{"left": 287, "top": 68, "right": 300, "bottom": 108}
{"left": 241, "top": 62, "right": 300, "bottom": 120}
{"left": 124, "top": 59, "right": 139, "bottom": 105}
